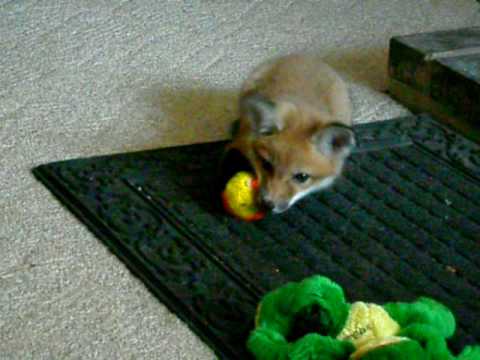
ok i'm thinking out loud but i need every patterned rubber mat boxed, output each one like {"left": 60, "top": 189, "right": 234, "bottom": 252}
{"left": 33, "top": 115, "right": 480, "bottom": 359}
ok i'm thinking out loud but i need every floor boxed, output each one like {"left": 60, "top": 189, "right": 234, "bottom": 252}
{"left": 1, "top": 1, "right": 479, "bottom": 358}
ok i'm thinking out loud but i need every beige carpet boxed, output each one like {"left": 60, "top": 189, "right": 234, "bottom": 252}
{"left": 1, "top": 1, "right": 479, "bottom": 358}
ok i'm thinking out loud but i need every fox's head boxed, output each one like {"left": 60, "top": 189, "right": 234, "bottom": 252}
{"left": 240, "top": 94, "right": 355, "bottom": 213}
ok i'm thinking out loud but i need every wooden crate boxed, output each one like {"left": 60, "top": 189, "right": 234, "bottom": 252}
{"left": 389, "top": 27, "right": 480, "bottom": 142}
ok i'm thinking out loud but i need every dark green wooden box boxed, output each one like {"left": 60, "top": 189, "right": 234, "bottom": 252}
{"left": 389, "top": 27, "right": 480, "bottom": 142}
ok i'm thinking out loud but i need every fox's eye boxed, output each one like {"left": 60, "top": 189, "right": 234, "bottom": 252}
{"left": 255, "top": 146, "right": 274, "bottom": 173}
{"left": 261, "top": 157, "right": 274, "bottom": 173}
{"left": 293, "top": 173, "right": 310, "bottom": 184}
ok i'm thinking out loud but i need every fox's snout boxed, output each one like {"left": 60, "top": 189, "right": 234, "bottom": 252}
{"left": 258, "top": 188, "right": 290, "bottom": 214}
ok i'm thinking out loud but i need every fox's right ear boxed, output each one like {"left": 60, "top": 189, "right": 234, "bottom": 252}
{"left": 240, "top": 93, "right": 278, "bottom": 135}
{"left": 313, "top": 124, "right": 355, "bottom": 159}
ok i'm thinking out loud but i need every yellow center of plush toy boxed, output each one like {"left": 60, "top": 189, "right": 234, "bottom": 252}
{"left": 336, "top": 302, "right": 408, "bottom": 359}
{"left": 223, "top": 171, "right": 261, "bottom": 220}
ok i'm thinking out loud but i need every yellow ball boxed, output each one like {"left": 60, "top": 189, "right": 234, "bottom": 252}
{"left": 222, "top": 171, "right": 265, "bottom": 221}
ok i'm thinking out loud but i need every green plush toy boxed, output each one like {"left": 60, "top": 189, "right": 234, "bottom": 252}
{"left": 248, "top": 275, "right": 480, "bottom": 360}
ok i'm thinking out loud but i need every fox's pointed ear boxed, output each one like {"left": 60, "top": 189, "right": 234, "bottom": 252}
{"left": 240, "top": 93, "right": 278, "bottom": 135}
{"left": 313, "top": 125, "right": 355, "bottom": 158}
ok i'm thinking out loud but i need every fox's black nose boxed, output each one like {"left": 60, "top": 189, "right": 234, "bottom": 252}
{"left": 259, "top": 189, "right": 274, "bottom": 210}
{"left": 261, "top": 198, "right": 275, "bottom": 210}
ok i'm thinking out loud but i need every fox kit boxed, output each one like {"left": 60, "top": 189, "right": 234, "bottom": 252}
{"left": 227, "top": 54, "right": 355, "bottom": 213}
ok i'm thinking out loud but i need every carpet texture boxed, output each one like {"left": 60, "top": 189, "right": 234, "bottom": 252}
{"left": 2, "top": 1, "right": 480, "bottom": 358}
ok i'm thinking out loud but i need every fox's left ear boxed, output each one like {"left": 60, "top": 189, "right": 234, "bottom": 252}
{"left": 313, "top": 125, "right": 356, "bottom": 158}
{"left": 240, "top": 93, "right": 278, "bottom": 135}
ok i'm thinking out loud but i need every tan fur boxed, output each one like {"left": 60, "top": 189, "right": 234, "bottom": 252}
{"left": 242, "top": 53, "right": 352, "bottom": 126}
{"left": 227, "top": 54, "right": 353, "bottom": 212}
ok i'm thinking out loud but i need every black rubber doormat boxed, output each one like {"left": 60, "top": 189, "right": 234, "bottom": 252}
{"left": 33, "top": 115, "right": 480, "bottom": 359}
